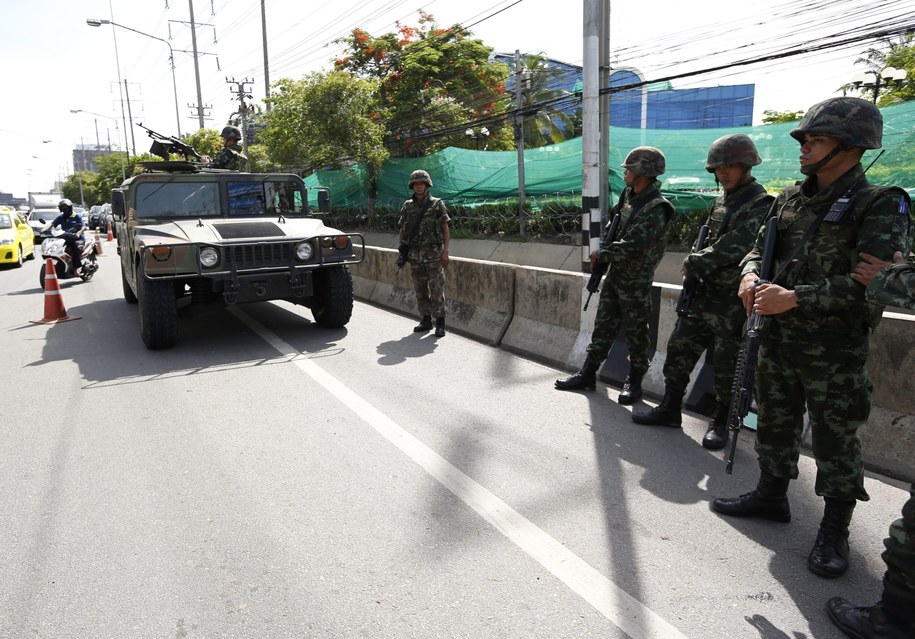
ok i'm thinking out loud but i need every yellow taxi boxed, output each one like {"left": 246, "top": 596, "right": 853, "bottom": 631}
{"left": 0, "top": 208, "right": 36, "bottom": 267}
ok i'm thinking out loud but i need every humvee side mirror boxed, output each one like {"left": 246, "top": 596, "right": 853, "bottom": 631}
{"left": 317, "top": 190, "right": 330, "bottom": 213}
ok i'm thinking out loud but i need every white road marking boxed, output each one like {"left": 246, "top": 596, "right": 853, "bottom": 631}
{"left": 232, "top": 308, "right": 689, "bottom": 639}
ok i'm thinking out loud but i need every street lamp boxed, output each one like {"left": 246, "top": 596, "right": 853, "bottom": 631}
{"left": 86, "top": 18, "right": 182, "bottom": 137}
{"left": 464, "top": 127, "right": 490, "bottom": 150}
{"left": 851, "top": 67, "right": 908, "bottom": 103}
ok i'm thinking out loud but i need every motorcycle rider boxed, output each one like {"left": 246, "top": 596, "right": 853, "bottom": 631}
{"left": 47, "top": 199, "right": 86, "bottom": 273}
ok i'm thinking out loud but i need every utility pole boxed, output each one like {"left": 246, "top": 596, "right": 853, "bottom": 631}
{"left": 227, "top": 77, "right": 254, "bottom": 171}
{"left": 189, "top": 0, "right": 205, "bottom": 129}
{"left": 261, "top": 0, "right": 271, "bottom": 112}
{"left": 581, "top": 0, "right": 602, "bottom": 272}
{"left": 124, "top": 79, "right": 136, "bottom": 155}
{"left": 514, "top": 49, "right": 527, "bottom": 236}
{"left": 598, "top": 1, "right": 610, "bottom": 219}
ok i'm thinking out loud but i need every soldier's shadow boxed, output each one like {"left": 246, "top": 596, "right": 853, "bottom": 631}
{"left": 376, "top": 333, "right": 439, "bottom": 365}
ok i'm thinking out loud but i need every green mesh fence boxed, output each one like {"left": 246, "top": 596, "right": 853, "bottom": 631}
{"left": 305, "top": 100, "right": 915, "bottom": 244}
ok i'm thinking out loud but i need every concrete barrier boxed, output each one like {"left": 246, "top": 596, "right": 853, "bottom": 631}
{"left": 350, "top": 241, "right": 915, "bottom": 482}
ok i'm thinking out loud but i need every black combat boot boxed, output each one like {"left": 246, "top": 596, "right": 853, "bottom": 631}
{"left": 808, "top": 498, "right": 856, "bottom": 578}
{"left": 631, "top": 387, "right": 684, "bottom": 427}
{"left": 827, "top": 597, "right": 914, "bottom": 639}
{"left": 617, "top": 369, "right": 644, "bottom": 405}
{"left": 434, "top": 317, "right": 446, "bottom": 337}
{"left": 413, "top": 315, "right": 433, "bottom": 332}
{"left": 712, "top": 470, "right": 791, "bottom": 522}
{"left": 701, "top": 405, "right": 731, "bottom": 450}
{"left": 555, "top": 356, "right": 600, "bottom": 391}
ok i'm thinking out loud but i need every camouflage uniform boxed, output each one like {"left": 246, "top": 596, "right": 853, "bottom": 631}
{"left": 743, "top": 163, "right": 911, "bottom": 500}
{"left": 587, "top": 182, "right": 675, "bottom": 372}
{"left": 663, "top": 178, "right": 772, "bottom": 408}
{"left": 398, "top": 195, "right": 450, "bottom": 319}
{"left": 208, "top": 143, "right": 247, "bottom": 170}
{"left": 866, "top": 264, "right": 915, "bottom": 627}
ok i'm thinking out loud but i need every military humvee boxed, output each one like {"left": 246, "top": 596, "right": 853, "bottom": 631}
{"left": 113, "top": 161, "right": 363, "bottom": 349}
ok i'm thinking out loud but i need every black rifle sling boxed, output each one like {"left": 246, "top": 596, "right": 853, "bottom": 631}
{"left": 714, "top": 182, "right": 768, "bottom": 235}
{"left": 617, "top": 188, "right": 663, "bottom": 239}
{"left": 405, "top": 197, "right": 435, "bottom": 245}
{"left": 771, "top": 177, "right": 867, "bottom": 282}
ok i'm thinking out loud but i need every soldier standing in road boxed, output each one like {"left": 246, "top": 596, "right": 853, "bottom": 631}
{"left": 712, "top": 98, "right": 912, "bottom": 579}
{"left": 206, "top": 125, "right": 248, "bottom": 171}
{"left": 398, "top": 170, "right": 450, "bottom": 338}
{"left": 632, "top": 135, "right": 773, "bottom": 449}
{"left": 555, "top": 147, "right": 675, "bottom": 404}
{"left": 827, "top": 250, "right": 915, "bottom": 639}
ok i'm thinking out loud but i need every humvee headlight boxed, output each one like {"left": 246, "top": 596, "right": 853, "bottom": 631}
{"left": 150, "top": 245, "right": 172, "bottom": 261}
{"left": 295, "top": 241, "right": 314, "bottom": 261}
{"left": 334, "top": 235, "right": 351, "bottom": 250}
{"left": 199, "top": 246, "right": 219, "bottom": 268}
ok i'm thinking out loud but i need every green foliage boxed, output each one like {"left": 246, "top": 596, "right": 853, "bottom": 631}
{"left": 334, "top": 11, "right": 510, "bottom": 156}
{"left": 515, "top": 54, "right": 576, "bottom": 148}
{"left": 182, "top": 129, "right": 223, "bottom": 159}
{"left": 762, "top": 109, "right": 804, "bottom": 124}
{"left": 263, "top": 72, "right": 388, "bottom": 173}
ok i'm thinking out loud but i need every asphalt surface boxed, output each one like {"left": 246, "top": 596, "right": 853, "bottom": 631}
{"left": 0, "top": 247, "right": 909, "bottom": 639}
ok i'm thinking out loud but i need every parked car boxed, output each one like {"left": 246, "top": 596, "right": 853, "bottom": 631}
{"left": 0, "top": 210, "right": 36, "bottom": 267}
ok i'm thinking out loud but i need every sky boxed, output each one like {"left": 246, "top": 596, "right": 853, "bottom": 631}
{"left": 1, "top": 0, "right": 909, "bottom": 200}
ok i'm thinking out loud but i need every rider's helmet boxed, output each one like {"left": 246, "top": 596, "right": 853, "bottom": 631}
{"left": 408, "top": 169, "right": 433, "bottom": 189}
{"left": 705, "top": 134, "right": 762, "bottom": 172}
{"left": 621, "top": 146, "right": 666, "bottom": 177}
{"left": 220, "top": 125, "right": 243, "bottom": 141}
{"left": 58, "top": 198, "right": 74, "bottom": 214}
{"left": 790, "top": 97, "right": 882, "bottom": 149}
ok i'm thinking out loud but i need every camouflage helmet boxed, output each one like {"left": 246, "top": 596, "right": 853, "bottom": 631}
{"left": 621, "top": 146, "right": 666, "bottom": 177}
{"left": 790, "top": 97, "right": 882, "bottom": 149}
{"left": 705, "top": 134, "right": 762, "bottom": 172}
{"left": 408, "top": 169, "right": 433, "bottom": 189}
{"left": 220, "top": 125, "right": 242, "bottom": 141}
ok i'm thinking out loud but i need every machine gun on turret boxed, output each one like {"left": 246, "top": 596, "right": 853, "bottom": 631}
{"left": 138, "top": 123, "right": 202, "bottom": 162}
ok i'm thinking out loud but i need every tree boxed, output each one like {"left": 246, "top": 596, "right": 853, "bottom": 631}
{"left": 845, "top": 34, "right": 915, "bottom": 105}
{"left": 335, "top": 12, "right": 510, "bottom": 155}
{"left": 263, "top": 71, "right": 388, "bottom": 172}
{"left": 182, "top": 129, "right": 223, "bottom": 159}
{"left": 762, "top": 109, "right": 805, "bottom": 124}
{"left": 513, "top": 54, "right": 576, "bottom": 148}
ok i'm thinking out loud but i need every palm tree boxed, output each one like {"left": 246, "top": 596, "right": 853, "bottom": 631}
{"left": 513, "top": 54, "right": 576, "bottom": 148}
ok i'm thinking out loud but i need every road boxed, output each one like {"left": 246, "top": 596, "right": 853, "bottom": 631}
{"left": 0, "top": 248, "right": 908, "bottom": 639}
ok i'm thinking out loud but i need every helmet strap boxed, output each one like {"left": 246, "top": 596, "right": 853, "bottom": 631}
{"left": 799, "top": 143, "right": 847, "bottom": 176}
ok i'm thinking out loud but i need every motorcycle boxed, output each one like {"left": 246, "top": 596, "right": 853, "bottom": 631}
{"left": 37, "top": 226, "right": 100, "bottom": 289}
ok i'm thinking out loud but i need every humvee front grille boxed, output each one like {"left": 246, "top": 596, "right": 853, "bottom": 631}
{"left": 226, "top": 243, "right": 294, "bottom": 269}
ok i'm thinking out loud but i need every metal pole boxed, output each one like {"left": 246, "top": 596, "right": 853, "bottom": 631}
{"left": 109, "top": 0, "right": 129, "bottom": 161}
{"left": 261, "top": 0, "right": 271, "bottom": 111}
{"left": 582, "top": 0, "right": 602, "bottom": 272}
{"left": 94, "top": 119, "right": 101, "bottom": 150}
{"left": 514, "top": 49, "right": 526, "bottom": 236}
{"left": 598, "top": 0, "right": 610, "bottom": 219}
{"left": 189, "top": 0, "right": 205, "bottom": 129}
{"left": 78, "top": 138, "right": 86, "bottom": 206}
{"left": 124, "top": 79, "right": 136, "bottom": 155}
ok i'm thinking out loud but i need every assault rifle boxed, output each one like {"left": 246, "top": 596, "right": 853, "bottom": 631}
{"left": 138, "top": 123, "right": 203, "bottom": 162}
{"left": 583, "top": 213, "right": 621, "bottom": 311}
{"left": 676, "top": 224, "right": 710, "bottom": 317}
{"left": 725, "top": 215, "right": 778, "bottom": 474}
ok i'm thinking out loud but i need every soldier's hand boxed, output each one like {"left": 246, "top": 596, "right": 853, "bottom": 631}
{"left": 589, "top": 251, "right": 599, "bottom": 274}
{"left": 851, "top": 251, "right": 896, "bottom": 286}
{"left": 753, "top": 282, "right": 798, "bottom": 315}
{"left": 441, "top": 250, "right": 449, "bottom": 267}
{"left": 738, "top": 273, "right": 757, "bottom": 316}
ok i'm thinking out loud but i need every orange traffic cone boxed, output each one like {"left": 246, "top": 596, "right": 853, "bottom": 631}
{"left": 106, "top": 222, "right": 114, "bottom": 241}
{"left": 94, "top": 230, "right": 103, "bottom": 255}
{"left": 31, "top": 258, "right": 80, "bottom": 324}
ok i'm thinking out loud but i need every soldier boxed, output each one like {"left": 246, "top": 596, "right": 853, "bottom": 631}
{"left": 828, "top": 251, "right": 915, "bottom": 638}
{"left": 711, "top": 97, "right": 912, "bottom": 579}
{"left": 555, "top": 147, "right": 675, "bottom": 403}
{"left": 207, "top": 125, "right": 248, "bottom": 170}
{"left": 397, "top": 169, "right": 450, "bottom": 337}
{"left": 632, "top": 135, "right": 773, "bottom": 448}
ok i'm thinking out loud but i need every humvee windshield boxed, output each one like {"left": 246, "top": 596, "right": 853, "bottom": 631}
{"left": 134, "top": 179, "right": 306, "bottom": 219}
